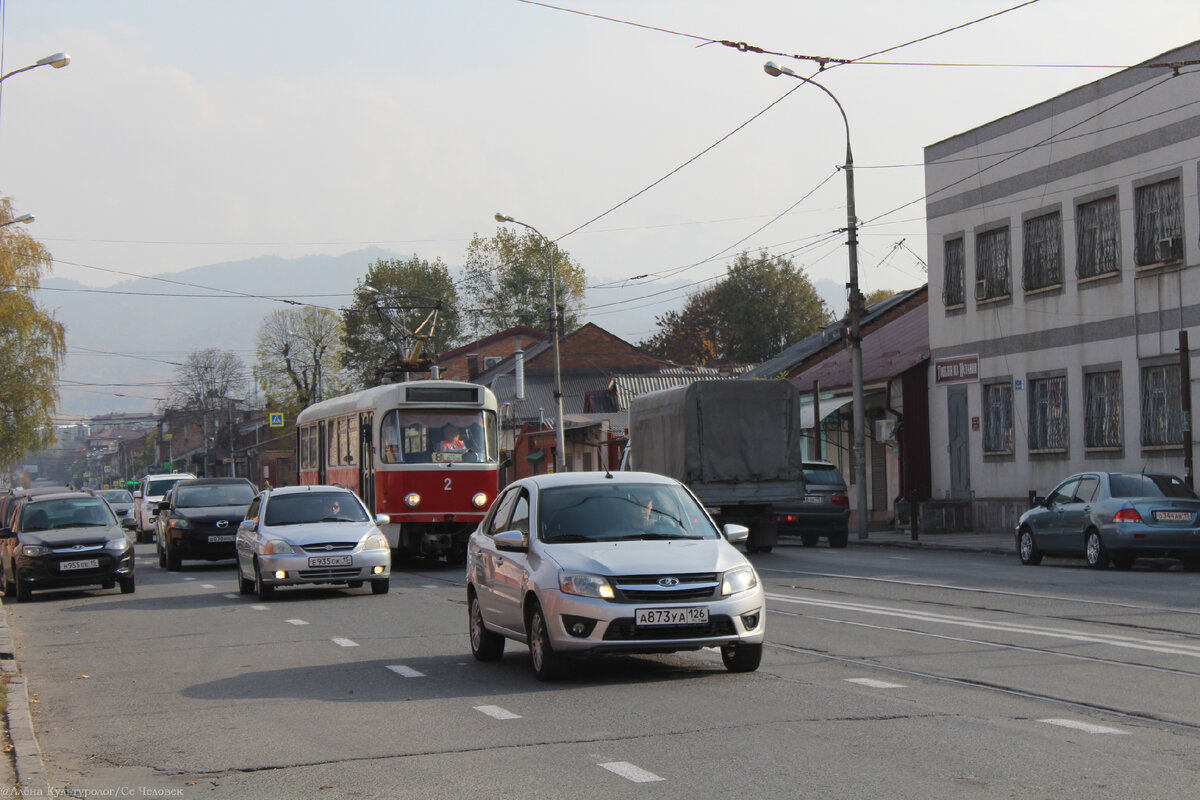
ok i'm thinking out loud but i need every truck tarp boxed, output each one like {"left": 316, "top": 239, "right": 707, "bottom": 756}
{"left": 628, "top": 380, "right": 805, "bottom": 485}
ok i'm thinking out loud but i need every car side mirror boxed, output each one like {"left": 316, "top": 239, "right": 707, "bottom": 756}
{"left": 723, "top": 523, "right": 750, "bottom": 543}
{"left": 156, "top": 501, "right": 170, "bottom": 512}
{"left": 132, "top": 491, "right": 142, "bottom": 499}
{"left": 494, "top": 530, "right": 528, "bottom": 552}
{"left": 501, "top": 452, "right": 514, "bottom": 468}
{"left": 1031, "top": 496, "right": 1046, "bottom": 508}
{"left": 375, "top": 513, "right": 390, "bottom": 526}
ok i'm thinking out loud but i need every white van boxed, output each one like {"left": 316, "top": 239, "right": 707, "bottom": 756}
{"left": 132, "top": 472, "right": 196, "bottom": 543}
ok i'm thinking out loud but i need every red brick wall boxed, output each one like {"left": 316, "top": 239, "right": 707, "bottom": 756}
{"left": 438, "top": 331, "right": 547, "bottom": 381}
{"left": 526, "top": 323, "right": 664, "bottom": 372}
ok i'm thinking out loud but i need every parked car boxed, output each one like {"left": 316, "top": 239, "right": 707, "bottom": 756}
{"left": 0, "top": 491, "right": 134, "bottom": 601}
{"left": 235, "top": 485, "right": 391, "bottom": 600}
{"left": 88, "top": 488, "right": 137, "bottom": 530}
{"left": 132, "top": 472, "right": 196, "bottom": 543}
{"left": 773, "top": 460, "right": 851, "bottom": 548}
{"left": 156, "top": 477, "right": 258, "bottom": 570}
{"left": 1016, "top": 471, "right": 1200, "bottom": 570}
{"left": 466, "top": 471, "right": 766, "bottom": 680}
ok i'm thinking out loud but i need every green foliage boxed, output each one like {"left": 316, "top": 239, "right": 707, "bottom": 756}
{"left": 0, "top": 198, "right": 66, "bottom": 469}
{"left": 459, "top": 227, "right": 586, "bottom": 339}
{"left": 864, "top": 288, "right": 898, "bottom": 308}
{"left": 340, "top": 256, "right": 461, "bottom": 388}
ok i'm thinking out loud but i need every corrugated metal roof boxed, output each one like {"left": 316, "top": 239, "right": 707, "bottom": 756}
{"left": 611, "top": 368, "right": 743, "bottom": 409}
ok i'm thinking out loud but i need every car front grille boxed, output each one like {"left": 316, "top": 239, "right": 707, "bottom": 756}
{"left": 610, "top": 572, "right": 719, "bottom": 604}
{"left": 602, "top": 615, "right": 737, "bottom": 640}
{"left": 298, "top": 542, "right": 358, "bottom": 554}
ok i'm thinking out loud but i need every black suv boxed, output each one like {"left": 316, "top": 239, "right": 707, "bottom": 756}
{"left": 156, "top": 478, "right": 257, "bottom": 570}
{"left": 0, "top": 491, "right": 135, "bottom": 601}
{"left": 773, "top": 460, "right": 851, "bottom": 548}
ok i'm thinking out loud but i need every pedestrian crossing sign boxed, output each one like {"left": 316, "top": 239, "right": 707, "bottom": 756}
{"left": 269, "top": 413, "right": 284, "bottom": 427}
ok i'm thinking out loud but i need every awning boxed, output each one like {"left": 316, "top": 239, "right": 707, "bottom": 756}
{"left": 800, "top": 395, "right": 854, "bottom": 429}
{"left": 525, "top": 449, "right": 545, "bottom": 463}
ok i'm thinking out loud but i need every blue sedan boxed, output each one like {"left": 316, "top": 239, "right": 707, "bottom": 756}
{"left": 1016, "top": 472, "right": 1200, "bottom": 570}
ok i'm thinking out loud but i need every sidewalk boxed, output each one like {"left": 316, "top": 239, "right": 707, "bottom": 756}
{"left": 780, "top": 526, "right": 1015, "bottom": 555}
{"left": 1, "top": 601, "right": 50, "bottom": 797}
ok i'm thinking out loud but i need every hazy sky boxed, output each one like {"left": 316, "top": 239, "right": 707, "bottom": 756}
{"left": 2, "top": 0, "right": 1198, "bottom": 345}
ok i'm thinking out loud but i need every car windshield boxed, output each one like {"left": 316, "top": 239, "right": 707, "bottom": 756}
{"left": 174, "top": 484, "right": 257, "bottom": 508}
{"left": 538, "top": 483, "right": 718, "bottom": 543}
{"left": 97, "top": 490, "right": 134, "bottom": 504}
{"left": 802, "top": 464, "right": 846, "bottom": 486}
{"left": 22, "top": 498, "right": 115, "bottom": 531}
{"left": 264, "top": 492, "right": 370, "bottom": 525}
{"left": 1109, "top": 473, "right": 1198, "bottom": 499}
{"left": 146, "top": 478, "right": 184, "bottom": 496}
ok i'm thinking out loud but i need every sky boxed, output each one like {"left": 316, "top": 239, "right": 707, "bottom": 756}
{"left": 2, "top": 0, "right": 1198, "bottom": 348}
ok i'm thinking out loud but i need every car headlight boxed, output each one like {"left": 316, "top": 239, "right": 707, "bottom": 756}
{"left": 472, "top": 492, "right": 489, "bottom": 509}
{"left": 361, "top": 533, "right": 388, "bottom": 551}
{"left": 105, "top": 537, "right": 130, "bottom": 552}
{"left": 560, "top": 572, "right": 615, "bottom": 599}
{"left": 168, "top": 518, "right": 191, "bottom": 529}
{"left": 721, "top": 565, "right": 758, "bottom": 596}
{"left": 262, "top": 539, "right": 295, "bottom": 555}
{"left": 21, "top": 545, "right": 51, "bottom": 557}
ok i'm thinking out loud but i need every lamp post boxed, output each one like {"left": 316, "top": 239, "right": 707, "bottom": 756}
{"left": 0, "top": 52, "right": 70, "bottom": 84}
{"left": 0, "top": 214, "right": 33, "bottom": 229}
{"left": 764, "top": 61, "right": 868, "bottom": 540}
{"left": 493, "top": 212, "right": 566, "bottom": 474}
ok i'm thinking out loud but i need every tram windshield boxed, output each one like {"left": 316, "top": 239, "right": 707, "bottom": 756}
{"left": 379, "top": 409, "right": 498, "bottom": 464}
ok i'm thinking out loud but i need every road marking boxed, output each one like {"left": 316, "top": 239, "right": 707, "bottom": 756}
{"left": 598, "top": 762, "right": 664, "bottom": 783}
{"left": 286, "top": 619, "right": 308, "bottom": 626}
{"left": 223, "top": 594, "right": 238, "bottom": 599}
{"left": 386, "top": 665, "right": 425, "bottom": 678}
{"left": 201, "top": 584, "right": 216, "bottom": 589}
{"left": 332, "top": 638, "right": 359, "bottom": 647}
{"left": 251, "top": 605, "right": 269, "bottom": 611}
{"left": 183, "top": 577, "right": 196, "bottom": 581}
{"left": 421, "top": 584, "right": 438, "bottom": 589}
{"left": 1040, "top": 719, "right": 1129, "bottom": 735}
{"left": 846, "top": 678, "right": 906, "bottom": 689}
{"left": 474, "top": 705, "right": 521, "bottom": 720}
{"left": 889, "top": 556, "right": 913, "bottom": 560}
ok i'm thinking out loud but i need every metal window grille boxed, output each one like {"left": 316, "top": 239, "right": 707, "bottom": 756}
{"left": 983, "top": 382, "right": 1013, "bottom": 454}
{"left": 943, "top": 238, "right": 965, "bottom": 306}
{"left": 975, "top": 228, "right": 1010, "bottom": 300}
{"left": 1029, "top": 376, "right": 1067, "bottom": 451}
{"left": 1022, "top": 212, "right": 1062, "bottom": 291}
{"left": 1140, "top": 364, "right": 1183, "bottom": 446}
{"left": 1084, "top": 371, "right": 1122, "bottom": 448}
{"left": 1134, "top": 179, "right": 1182, "bottom": 265}
{"left": 1076, "top": 196, "right": 1120, "bottom": 278}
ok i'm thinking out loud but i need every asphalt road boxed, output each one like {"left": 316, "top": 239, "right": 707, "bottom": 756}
{"left": 6, "top": 542, "right": 1200, "bottom": 799}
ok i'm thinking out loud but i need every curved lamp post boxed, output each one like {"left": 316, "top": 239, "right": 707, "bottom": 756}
{"left": 0, "top": 214, "right": 33, "bottom": 229}
{"left": 764, "top": 60, "right": 868, "bottom": 540}
{"left": 0, "top": 52, "right": 70, "bottom": 83}
{"left": 493, "top": 212, "right": 566, "bottom": 474}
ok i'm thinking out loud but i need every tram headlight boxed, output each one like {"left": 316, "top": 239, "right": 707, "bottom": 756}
{"left": 471, "top": 492, "right": 489, "bottom": 509}
{"left": 404, "top": 493, "right": 421, "bottom": 508}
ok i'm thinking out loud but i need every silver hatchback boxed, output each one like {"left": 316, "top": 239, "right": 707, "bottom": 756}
{"left": 235, "top": 485, "right": 391, "bottom": 600}
{"left": 466, "top": 472, "right": 766, "bottom": 680}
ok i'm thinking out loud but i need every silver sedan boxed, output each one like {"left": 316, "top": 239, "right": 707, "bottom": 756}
{"left": 235, "top": 485, "right": 391, "bottom": 600}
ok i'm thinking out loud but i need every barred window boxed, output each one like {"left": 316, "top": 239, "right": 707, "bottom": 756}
{"left": 983, "top": 382, "right": 1013, "bottom": 454}
{"left": 1029, "top": 376, "right": 1067, "bottom": 452}
{"left": 1076, "top": 195, "right": 1120, "bottom": 278}
{"left": 975, "top": 227, "right": 1010, "bottom": 301}
{"left": 1084, "top": 371, "right": 1122, "bottom": 449}
{"left": 1141, "top": 363, "right": 1183, "bottom": 446}
{"left": 1022, "top": 211, "right": 1062, "bottom": 291}
{"left": 943, "top": 237, "right": 965, "bottom": 307}
{"left": 1134, "top": 178, "right": 1183, "bottom": 266}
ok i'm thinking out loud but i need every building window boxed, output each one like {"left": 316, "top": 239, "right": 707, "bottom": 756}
{"left": 1022, "top": 211, "right": 1062, "bottom": 291}
{"left": 1028, "top": 375, "right": 1067, "bottom": 452}
{"left": 943, "top": 237, "right": 965, "bottom": 307}
{"left": 1076, "top": 195, "right": 1120, "bottom": 279}
{"left": 1084, "top": 370, "right": 1122, "bottom": 449}
{"left": 1134, "top": 178, "right": 1183, "bottom": 266}
{"left": 975, "top": 227, "right": 1010, "bottom": 302}
{"left": 983, "top": 382, "right": 1013, "bottom": 455}
{"left": 1141, "top": 363, "right": 1183, "bottom": 446}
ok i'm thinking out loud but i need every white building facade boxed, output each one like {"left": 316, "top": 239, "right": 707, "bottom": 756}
{"left": 924, "top": 41, "right": 1200, "bottom": 531}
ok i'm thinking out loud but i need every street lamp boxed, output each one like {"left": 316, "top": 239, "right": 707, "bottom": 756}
{"left": 494, "top": 212, "right": 566, "bottom": 474}
{"left": 764, "top": 60, "right": 868, "bottom": 540}
{"left": 0, "top": 52, "right": 70, "bottom": 84}
{"left": 0, "top": 214, "right": 34, "bottom": 229}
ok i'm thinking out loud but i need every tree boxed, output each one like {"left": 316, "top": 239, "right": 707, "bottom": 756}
{"left": 341, "top": 256, "right": 461, "bottom": 388}
{"left": 460, "top": 227, "right": 587, "bottom": 339}
{"left": 254, "top": 306, "right": 347, "bottom": 415}
{"left": 0, "top": 199, "right": 66, "bottom": 472}
{"left": 641, "top": 250, "right": 832, "bottom": 365}
{"left": 864, "top": 288, "right": 898, "bottom": 308}
{"left": 167, "top": 348, "right": 248, "bottom": 411}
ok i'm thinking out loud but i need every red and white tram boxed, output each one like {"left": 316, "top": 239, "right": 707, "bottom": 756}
{"left": 295, "top": 380, "right": 501, "bottom": 559}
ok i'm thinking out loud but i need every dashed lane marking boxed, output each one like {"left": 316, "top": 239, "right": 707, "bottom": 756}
{"left": 251, "top": 605, "right": 269, "bottom": 611}
{"left": 1040, "top": 719, "right": 1129, "bottom": 735}
{"left": 386, "top": 665, "right": 425, "bottom": 678}
{"left": 201, "top": 584, "right": 216, "bottom": 589}
{"left": 223, "top": 594, "right": 238, "bottom": 599}
{"left": 846, "top": 678, "right": 907, "bottom": 689}
{"left": 286, "top": 619, "right": 308, "bottom": 626}
{"left": 474, "top": 705, "right": 521, "bottom": 720}
{"left": 598, "top": 762, "right": 664, "bottom": 783}
{"left": 332, "top": 638, "right": 359, "bottom": 647}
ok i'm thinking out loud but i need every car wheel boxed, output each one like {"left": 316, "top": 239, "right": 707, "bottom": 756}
{"left": 237, "top": 561, "right": 255, "bottom": 595}
{"left": 165, "top": 540, "right": 182, "bottom": 572}
{"left": 1017, "top": 527, "right": 1043, "bottom": 566}
{"left": 1085, "top": 530, "right": 1110, "bottom": 569}
{"left": 3, "top": 565, "right": 15, "bottom": 599}
{"left": 469, "top": 592, "right": 505, "bottom": 662}
{"left": 119, "top": 574, "right": 135, "bottom": 594}
{"left": 371, "top": 578, "right": 390, "bottom": 595}
{"left": 254, "top": 560, "right": 274, "bottom": 600}
{"left": 828, "top": 529, "right": 849, "bottom": 549}
{"left": 721, "top": 642, "right": 763, "bottom": 673}
{"left": 15, "top": 572, "right": 31, "bottom": 603}
{"left": 527, "top": 602, "right": 565, "bottom": 681}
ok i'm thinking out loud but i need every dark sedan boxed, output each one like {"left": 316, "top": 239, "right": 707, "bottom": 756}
{"left": 1016, "top": 471, "right": 1200, "bottom": 570}
{"left": 156, "top": 478, "right": 257, "bottom": 570}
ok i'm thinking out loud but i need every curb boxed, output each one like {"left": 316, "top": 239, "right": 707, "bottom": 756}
{"left": 0, "top": 605, "right": 51, "bottom": 795}
{"left": 778, "top": 533, "right": 1013, "bottom": 556}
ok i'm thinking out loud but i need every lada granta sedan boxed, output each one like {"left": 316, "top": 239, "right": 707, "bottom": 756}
{"left": 466, "top": 472, "right": 765, "bottom": 680}
{"left": 235, "top": 485, "right": 391, "bottom": 600}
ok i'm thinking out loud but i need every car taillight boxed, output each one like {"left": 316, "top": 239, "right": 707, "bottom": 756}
{"left": 1113, "top": 507, "right": 1143, "bottom": 523}
{"left": 831, "top": 494, "right": 849, "bottom": 506}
